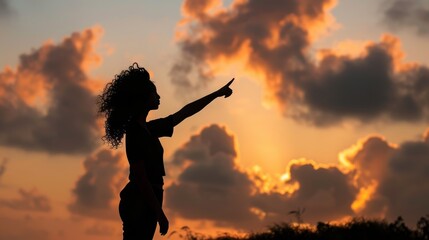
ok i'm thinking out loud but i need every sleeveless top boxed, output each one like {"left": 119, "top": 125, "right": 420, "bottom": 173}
{"left": 125, "top": 115, "right": 174, "bottom": 185}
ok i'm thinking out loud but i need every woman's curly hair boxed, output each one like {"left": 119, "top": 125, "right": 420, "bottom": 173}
{"left": 97, "top": 63, "right": 154, "bottom": 148}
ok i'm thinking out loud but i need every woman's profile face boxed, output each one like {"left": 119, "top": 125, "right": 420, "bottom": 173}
{"left": 146, "top": 86, "right": 160, "bottom": 110}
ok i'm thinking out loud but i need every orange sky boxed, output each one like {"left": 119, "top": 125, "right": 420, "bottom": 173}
{"left": 1, "top": 0, "right": 429, "bottom": 239}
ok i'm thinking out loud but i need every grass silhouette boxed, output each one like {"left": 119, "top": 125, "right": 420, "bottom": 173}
{"left": 172, "top": 215, "right": 429, "bottom": 240}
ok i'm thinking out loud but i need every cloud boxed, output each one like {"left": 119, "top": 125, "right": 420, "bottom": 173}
{"left": 167, "top": 124, "right": 429, "bottom": 228}
{"left": 297, "top": 35, "right": 429, "bottom": 125}
{"left": 171, "top": 0, "right": 335, "bottom": 91}
{"left": 0, "top": 188, "right": 51, "bottom": 212}
{"left": 172, "top": 0, "right": 429, "bottom": 125}
{"left": 0, "top": 0, "right": 12, "bottom": 16}
{"left": 166, "top": 125, "right": 260, "bottom": 229}
{"left": 0, "top": 158, "right": 7, "bottom": 181}
{"left": 68, "top": 149, "right": 127, "bottom": 220}
{"left": 166, "top": 124, "right": 357, "bottom": 229}
{"left": 0, "top": 27, "right": 103, "bottom": 154}
{"left": 383, "top": 0, "right": 429, "bottom": 36}
{"left": 369, "top": 137, "right": 429, "bottom": 223}
{"left": 342, "top": 131, "right": 429, "bottom": 225}
{"left": 264, "top": 162, "right": 357, "bottom": 223}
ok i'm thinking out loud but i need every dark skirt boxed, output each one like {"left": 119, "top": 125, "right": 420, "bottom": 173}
{"left": 119, "top": 182, "right": 163, "bottom": 240}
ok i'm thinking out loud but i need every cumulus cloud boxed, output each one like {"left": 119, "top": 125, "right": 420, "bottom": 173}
{"left": 167, "top": 124, "right": 429, "bottom": 228}
{"left": 171, "top": 0, "right": 334, "bottom": 91}
{"left": 0, "top": 0, "right": 12, "bottom": 16}
{"left": 342, "top": 131, "right": 429, "bottom": 225}
{"left": 68, "top": 149, "right": 127, "bottom": 220}
{"left": 166, "top": 124, "right": 357, "bottom": 229}
{"left": 166, "top": 125, "right": 260, "bottom": 228}
{"left": 298, "top": 35, "right": 429, "bottom": 125}
{"left": 0, "top": 188, "right": 51, "bottom": 212}
{"left": 0, "top": 27, "right": 102, "bottom": 154}
{"left": 0, "top": 158, "right": 7, "bottom": 181}
{"left": 172, "top": 0, "right": 429, "bottom": 125}
{"left": 383, "top": 0, "right": 429, "bottom": 36}
{"left": 257, "top": 162, "right": 357, "bottom": 224}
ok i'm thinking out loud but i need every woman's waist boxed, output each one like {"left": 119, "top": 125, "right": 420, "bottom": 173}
{"left": 120, "top": 180, "right": 164, "bottom": 197}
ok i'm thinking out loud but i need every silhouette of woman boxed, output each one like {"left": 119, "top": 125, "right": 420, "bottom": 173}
{"left": 97, "top": 63, "right": 234, "bottom": 239}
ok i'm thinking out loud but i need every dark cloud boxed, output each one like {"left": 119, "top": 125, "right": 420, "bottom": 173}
{"left": 170, "top": 0, "right": 323, "bottom": 92}
{"left": 0, "top": 27, "right": 102, "bottom": 154}
{"left": 0, "top": 188, "right": 51, "bottom": 212}
{"left": 297, "top": 38, "right": 418, "bottom": 125}
{"left": 167, "top": 124, "right": 429, "bottom": 228}
{"left": 172, "top": 0, "right": 429, "bottom": 126}
{"left": 0, "top": 158, "right": 7, "bottom": 181}
{"left": 372, "top": 138, "right": 429, "bottom": 223}
{"left": 252, "top": 162, "right": 357, "bottom": 225}
{"left": 286, "top": 163, "right": 356, "bottom": 221}
{"left": 347, "top": 137, "right": 395, "bottom": 186}
{"left": 384, "top": 0, "right": 429, "bottom": 36}
{"left": 0, "top": 0, "right": 11, "bottom": 16}
{"left": 166, "top": 125, "right": 259, "bottom": 229}
{"left": 301, "top": 39, "right": 429, "bottom": 124}
{"left": 68, "top": 149, "right": 126, "bottom": 220}
{"left": 343, "top": 132, "right": 429, "bottom": 225}
{"left": 166, "top": 124, "right": 357, "bottom": 229}
{"left": 425, "top": 129, "right": 429, "bottom": 142}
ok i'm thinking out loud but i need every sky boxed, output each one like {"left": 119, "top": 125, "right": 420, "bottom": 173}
{"left": 1, "top": 0, "right": 429, "bottom": 239}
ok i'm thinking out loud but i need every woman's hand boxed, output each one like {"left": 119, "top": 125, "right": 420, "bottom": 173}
{"left": 170, "top": 78, "right": 235, "bottom": 126}
{"left": 216, "top": 78, "right": 234, "bottom": 98}
{"left": 158, "top": 211, "right": 169, "bottom": 236}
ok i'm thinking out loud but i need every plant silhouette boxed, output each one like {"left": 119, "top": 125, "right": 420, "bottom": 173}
{"left": 174, "top": 215, "right": 429, "bottom": 240}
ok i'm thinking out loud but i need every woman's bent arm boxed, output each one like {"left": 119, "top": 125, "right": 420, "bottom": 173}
{"left": 131, "top": 161, "right": 169, "bottom": 235}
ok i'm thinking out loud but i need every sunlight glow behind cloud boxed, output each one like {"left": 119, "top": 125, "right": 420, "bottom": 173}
{"left": 171, "top": 0, "right": 429, "bottom": 126}
{"left": 166, "top": 124, "right": 429, "bottom": 228}
{"left": 0, "top": 27, "right": 103, "bottom": 154}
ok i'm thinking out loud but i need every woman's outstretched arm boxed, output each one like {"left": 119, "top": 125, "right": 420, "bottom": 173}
{"left": 171, "top": 78, "right": 234, "bottom": 126}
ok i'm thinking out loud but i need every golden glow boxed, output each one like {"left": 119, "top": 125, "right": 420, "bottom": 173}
{"left": 280, "top": 172, "right": 290, "bottom": 182}
{"left": 338, "top": 136, "right": 385, "bottom": 172}
{"left": 84, "top": 76, "right": 105, "bottom": 94}
{"left": 166, "top": 217, "right": 246, "bottom": 240}
{"left": 316, "top": 34, "right": 420, "bottom": 79}
{"left": 3, "top": 1, "right": 429, "bottom": 239}
{"left": 181, "top": 0, "right": 222, "bottom": 18}
{"left": 248, "top": 165, "right": 298, "bottom": 195}
{"left": 301, "top": 0, "right": 340, "bottom": 42}
{"left": 205, "top": 39, "right": 252, "bottom": 77}
{"left": 78, "top": 26, "right": 104, "bottom": 72}
{"left": 250, "top": 207, "right": 267, "bottom": 220}
{"left": 17, "top": 73, "right": 49, "bottom": 108}
{"left": 424, "top": 128, "right": 429, "bottom": 142}
{"left": 249, "top": 165, "right": 272, "bottom": 194}
{"left": 351, "top": 180, "right": 378, "bottom": 213}
{"left": 338, "top": 141, "right": 361, "bottom": 172}
{"left": 317, "top": 40, "right": 370, "bottom": 62}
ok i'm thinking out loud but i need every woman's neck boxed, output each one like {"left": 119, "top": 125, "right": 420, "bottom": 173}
{"left": 137, "top": 111, "right": 149, "bottom": 124}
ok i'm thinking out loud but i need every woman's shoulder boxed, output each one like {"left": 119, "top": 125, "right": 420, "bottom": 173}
{"left": 147, "top": 115, "right": 174, "bottom": 138}
{"left": 125, "top": 119, "right": 138, "bottom": 132}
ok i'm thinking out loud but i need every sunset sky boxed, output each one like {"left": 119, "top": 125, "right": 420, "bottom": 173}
{"left": 1, "top": 0, "right": 429, "bottom": 239}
